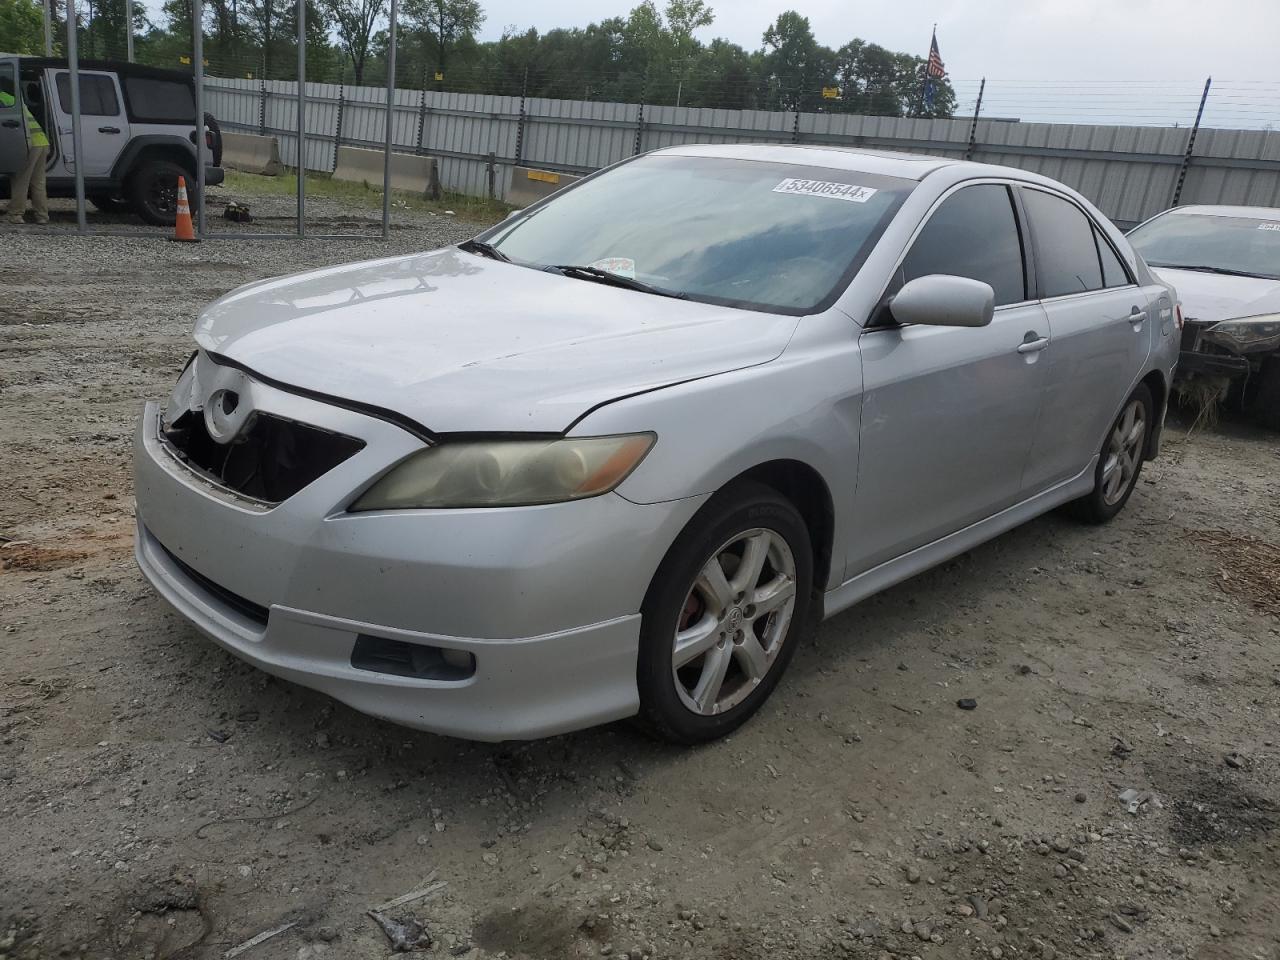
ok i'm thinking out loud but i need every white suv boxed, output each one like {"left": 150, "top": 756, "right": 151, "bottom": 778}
{"left": 0, "top": 54, "right": 222, "bottom": 224}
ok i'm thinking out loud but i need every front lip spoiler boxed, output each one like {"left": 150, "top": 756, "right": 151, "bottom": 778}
{"left": 1175, "top": 350, "right": 1251, "bottom": 380}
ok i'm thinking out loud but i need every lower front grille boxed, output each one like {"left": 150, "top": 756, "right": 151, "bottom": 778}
{"left": 161, "top": 410, "right": 364, "bottom": 505}
{"left": 157, "top": 538, "right": 271, "bottom": 626}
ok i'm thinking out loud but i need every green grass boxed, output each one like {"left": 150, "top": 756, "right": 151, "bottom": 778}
{"left": 218, "top": 169, "right": 512, "bottom": 226}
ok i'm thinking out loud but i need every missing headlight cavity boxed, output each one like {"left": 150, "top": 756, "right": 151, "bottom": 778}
{"left": 351, "top": 635, "right": 477, "bottom": 681}
{"left": 162, "top": 409, "right": 364, "bottom": 504}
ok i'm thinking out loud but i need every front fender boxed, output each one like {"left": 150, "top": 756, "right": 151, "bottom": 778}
{"left": 570, "top": 339, "right": 863, "bottom": 586}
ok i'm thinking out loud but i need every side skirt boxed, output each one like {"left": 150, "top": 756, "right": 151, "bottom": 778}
{"left": 822, "top": 458, "right": 1097, "bottom": 621}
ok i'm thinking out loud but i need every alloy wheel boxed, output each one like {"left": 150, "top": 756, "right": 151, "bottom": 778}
{"left": 671, "top": 528, "right": 797, "bottom": 716}
{"left": 1101, "top": 399, "right": 1147, "bottom": 506}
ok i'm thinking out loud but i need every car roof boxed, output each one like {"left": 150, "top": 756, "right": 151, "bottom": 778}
{"left": 6, "top": 55, "right": 194, "bottom": 83}
{"left": 1162, "top": 204, "right": 1280, "bottom": 220}
{"left": 650, "top": 143, "right": 960, "bottom": 181}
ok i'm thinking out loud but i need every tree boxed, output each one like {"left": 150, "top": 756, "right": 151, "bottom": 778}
{"left": 322, "top": 0, "right": 386, "bottom": 83}
{"left": 1, "top": 0, "right": 45, "bottom": 55}
{"left": 761, "top": 10, "right": 821, "bottom": 110}
{"left": 401, "top": 0, "right": 482, "bottom": 82}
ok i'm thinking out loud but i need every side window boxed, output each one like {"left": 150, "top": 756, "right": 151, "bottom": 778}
{"left": 123, "top": 76, "right": 195, "bottom": 123}
{"left": 1095, "top": 225, "right": 1132, "bottom": 288}
{"left": 1022, "top": 189, "right": 1104, "bottom": 297}
{"left": 55, "top": 73, "right": 120, "bottom": 117}
{"left": 901, "top": 183, "right": 1027, "bottom": 307}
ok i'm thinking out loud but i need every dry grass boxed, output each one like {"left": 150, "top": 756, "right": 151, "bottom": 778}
{"left": 1192, "top": 529, "right": 1280, "bottom": 617}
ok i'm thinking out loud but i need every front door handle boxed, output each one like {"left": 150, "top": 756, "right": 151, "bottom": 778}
{"left": 1128, "top": 306, "right": 1147, "bottom": 327}
{"left": 1, "top": 119, "right": 20, "bottom": 128}
{"left": 1017, "top": 336, "right": 1050, "bottom": 354}
{"left": 98, "top": 125, "right": 121, "bottom": 134}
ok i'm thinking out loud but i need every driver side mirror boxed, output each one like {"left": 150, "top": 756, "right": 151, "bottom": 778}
{"left": 889, "top": 275, "right": 995, "bottom": 328}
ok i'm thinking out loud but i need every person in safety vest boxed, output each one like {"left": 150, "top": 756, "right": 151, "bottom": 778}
{"left": 1, "top": 80, "right": 50, "bottom": 225}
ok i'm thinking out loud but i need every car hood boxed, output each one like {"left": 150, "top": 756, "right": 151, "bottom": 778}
{"left": 1151, "top": 267, "right": 1280, "bottom": 324}
{"left": 194, "top": 249, "right": 800, "bottom": 434}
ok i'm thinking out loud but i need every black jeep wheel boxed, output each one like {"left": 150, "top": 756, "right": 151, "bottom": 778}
{"left": 204, "top": 112, "right": 223, "bottom": 167}
{"left": 127, "top": 158, "right": 196, "bottom": 227}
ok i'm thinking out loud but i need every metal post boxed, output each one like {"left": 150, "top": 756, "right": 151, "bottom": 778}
{"left": 964, "top": 77, "right": 985, "bottom": 162}
{"left": 295, "top": 0, "right": 305, "bottom": 237}
{"left": 1172, "top": 76, "right": 1212, "bottom": 208}
{"left": 675, "top": 79, "right": 682, "bottom": 109}
{"left": 257, "top": 61, "right": 266, "bottom": 136}
{"left": 633, "top": 101, "right": 644, "bottom": 155}
{"left": 486, "top": 151, "right": 495, "bottom": 199}
{"left": 792, "top": 108, "right": 801, "bottom": 143}
{"left": 125, "top": 0, "right": 134, "bottom": 61}
{"left": 333, "top": 78, "right": 345, "bottom": 171}
{"left": 65, "top": 0, "right": 86, "bottom": 232}
{"left": 193, "top": 0, "right": 205, "bottom": 237}
{"left": 43, "top": 0, "right": 53, "bottom": 55}
{"left": 380, "top": 0, "right": 397, "bottom": 240}
{"left": 414, "top": 62, "right": 428, "bottom": 155}
{"left": 514, "top": 67, "right": 527, "bottom": 164}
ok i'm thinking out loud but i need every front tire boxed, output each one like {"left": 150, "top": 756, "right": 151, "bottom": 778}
{"left": 1068, "top": 383, "right": 1153, "bottom": 524}
{"left": 636, "top": 481, "right": 814, "bottom": 744}
{"left": 127, "top": 158, "right": 196, "bottom": 227}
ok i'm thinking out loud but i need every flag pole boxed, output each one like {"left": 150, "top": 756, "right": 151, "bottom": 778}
{"left": 913, "top": 24, "right": 935, "bottom": 118}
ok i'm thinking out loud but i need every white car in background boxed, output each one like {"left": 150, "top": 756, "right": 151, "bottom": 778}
{"left": 1127, "top": 205, "right": 1280, "bottom": 427}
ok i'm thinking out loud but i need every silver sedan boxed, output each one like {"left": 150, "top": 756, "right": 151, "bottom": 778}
{"left": 134, "top": 144, "right": 1180, "bottom": 743}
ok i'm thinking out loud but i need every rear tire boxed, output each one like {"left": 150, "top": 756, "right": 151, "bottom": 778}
{"left": 635, "top": 481, "right": 813, "bottom": 745}
{"left": 1067, "top": 383, "right": 1154, "bottom": 524}
{"left": 127, "top": 158, "right": 195, "bottom": 227}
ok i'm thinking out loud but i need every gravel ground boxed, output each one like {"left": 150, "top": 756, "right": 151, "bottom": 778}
{"left": 2, "top": 187, "right": 1280, "bottom": 960}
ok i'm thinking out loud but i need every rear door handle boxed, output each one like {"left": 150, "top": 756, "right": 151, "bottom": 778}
{"left": 98, "top": 125, "right": 121, "bottom": 134}
{"left": 1, "top": 119, "right": 20, "bottom": 128}
{"left": 1017, "top": 337, "right": 1050, "bottom": 354}
{"left": 1128, "top": 306, "right": 1147, "bottom": 326}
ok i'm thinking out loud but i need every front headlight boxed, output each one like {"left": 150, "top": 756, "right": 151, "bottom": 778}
{"left": 350, "top": 434, "right": 656, "bottom": 510}
{"left": 1202, "top": 313, "right": 1280, "bottom": 354}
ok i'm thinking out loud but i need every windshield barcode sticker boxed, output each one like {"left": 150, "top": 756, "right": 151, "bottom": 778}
{"left": 1259, "top": 223, "right": 1280, "bottom": 231}
{"left": 773, "top": 179, "right": 878, "bottom": 203}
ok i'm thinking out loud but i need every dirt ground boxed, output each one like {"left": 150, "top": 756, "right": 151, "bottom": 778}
{"left": 2, "top": 185, "right": 1280, "bottom": 960}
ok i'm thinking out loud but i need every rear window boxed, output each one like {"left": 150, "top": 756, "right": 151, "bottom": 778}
{"left": 123, "top": 76, "right": 195, "bottom": 123}
{"left": 55, "top": 73, "right": 119, "bottom": 116}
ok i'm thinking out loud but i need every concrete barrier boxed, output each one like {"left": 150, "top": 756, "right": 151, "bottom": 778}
{"left": 507, "top": 166, "right": 583, "bottom": 207}
{"left": 332, "top": 146, "right": 441, "bottom": 198}
{"left": 220, "top": 132, "right": 282, "bottom": 176}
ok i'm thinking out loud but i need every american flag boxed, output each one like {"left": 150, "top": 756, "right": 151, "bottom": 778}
{"left": 926, "top": 32, "right": 946, "bottom": 79}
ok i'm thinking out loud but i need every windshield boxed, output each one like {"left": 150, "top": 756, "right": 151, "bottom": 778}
{"left": 483, "top": 155, "right": 914, "bottom": 314}
{"left": 1128, "top": 211, "right": 1280, "bottom": 280}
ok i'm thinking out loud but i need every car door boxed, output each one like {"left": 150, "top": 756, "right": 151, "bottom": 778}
{"left": 850, "top": 181, "right": 1051, "bottom": 575}
{"left": 0, "top": 58, "right": 28, "bottom": 177}
{"left": 1018, "top": 187, "right": 1155, "bottom": 492}
{"left": 50, "top": 70, "right": 129, "bottom": 177}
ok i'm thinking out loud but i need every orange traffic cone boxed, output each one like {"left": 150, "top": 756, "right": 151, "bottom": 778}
{"left": 170, "top": 175, "right": 199, "bottom": 242}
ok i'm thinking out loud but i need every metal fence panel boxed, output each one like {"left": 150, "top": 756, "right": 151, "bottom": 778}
{"left": 202, "top": 74, "right": 1280, "bottom": 222}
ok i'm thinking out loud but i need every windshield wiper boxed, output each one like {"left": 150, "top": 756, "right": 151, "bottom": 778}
{"left": 549, "top": 264, "right": 688, "bottom": 299}
{"left": 1150, "top": 263, "right": 1264, "bottom": 279}
{"left": 458, "top": 238, "right": 510, "bottom": 262}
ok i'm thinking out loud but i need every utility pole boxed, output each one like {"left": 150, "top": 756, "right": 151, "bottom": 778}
{"left": 126, "top": 0, "right": 134, "bottom": 61}
{"left": 43, "top": 0, "right": 54, "bottom": 54}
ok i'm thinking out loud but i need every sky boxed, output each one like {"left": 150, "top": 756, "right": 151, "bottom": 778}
{"left": 476, "top": 0, "right": 1278, "bottom": 82}
{"left": 464, "top": 0, "right": 1280, "bottom": 127}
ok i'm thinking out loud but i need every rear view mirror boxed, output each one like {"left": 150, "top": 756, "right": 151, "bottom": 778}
{"left": 889, "top": 275, "right": 995, "bottom": 328}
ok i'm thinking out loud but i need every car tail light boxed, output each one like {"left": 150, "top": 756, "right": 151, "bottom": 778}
{"left": 205, "top": 131, "right": 214, "bottom": 148}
